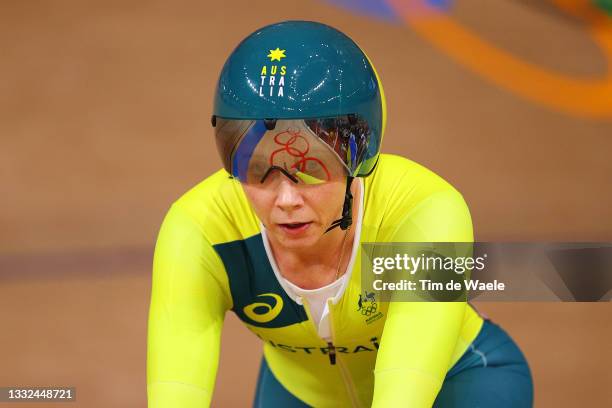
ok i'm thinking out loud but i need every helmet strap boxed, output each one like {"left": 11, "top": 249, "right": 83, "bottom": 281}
{"left": 325, "top": 176, "right": 354, "bottom": 233}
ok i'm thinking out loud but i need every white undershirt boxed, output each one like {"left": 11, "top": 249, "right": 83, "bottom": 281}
{"left": 283, "top": 274, "right": 348, "bottom": 339}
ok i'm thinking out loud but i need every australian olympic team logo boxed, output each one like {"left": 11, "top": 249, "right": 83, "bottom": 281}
{"left": 259, "top": 47, "right": 287, "bottom": 98}
{"left": 243, "top": 293, "right": 284, "bottom": 323}
{"left": 358, "top": 290, "right": 384, "bottom": 324}
{"left": 357, "top": 290, "right": 377, "bottom": 316}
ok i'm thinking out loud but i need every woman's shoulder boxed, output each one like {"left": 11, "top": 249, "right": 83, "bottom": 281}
{"left": 364, "top": 153, "right": 466, "bottom": 208}
{"left": 361, "top": 154, "right": 472, "bottom": 240}
{"left": 165, "top": 169, "right": 260, "bottom": 245}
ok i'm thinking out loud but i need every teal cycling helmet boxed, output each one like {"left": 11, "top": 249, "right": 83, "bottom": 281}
{"left": 212, "top": 21, "right": 387, "bottom": 231}
{"left": 212, "top": 20, "right": 386, "bottom": 178}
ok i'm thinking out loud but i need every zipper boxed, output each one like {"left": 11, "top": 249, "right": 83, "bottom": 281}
{"left": 301, "top": 298, "right": 336, "bottom": 365}
{"left": 326, "top": 341, "right": 336, "bottom": 365}
{"left": 327, "top": 299, "right": 362, "bottom": 408}
{"left": 299, "top": 297, "right": 362, "bottom": 407}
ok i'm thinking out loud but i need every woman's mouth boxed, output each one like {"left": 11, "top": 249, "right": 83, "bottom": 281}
{"left": 278, "top": 222, "right": 312, "bottom": 235}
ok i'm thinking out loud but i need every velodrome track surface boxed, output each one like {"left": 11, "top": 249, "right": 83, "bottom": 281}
{"left": 1, "top": 0, "right": 611, "bottom": 406}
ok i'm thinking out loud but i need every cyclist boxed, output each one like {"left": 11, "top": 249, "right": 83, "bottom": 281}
{"left": 147, "top": 20, "right": 533, "bottom": 407}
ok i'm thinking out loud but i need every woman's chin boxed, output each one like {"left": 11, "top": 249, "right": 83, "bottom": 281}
{"left": 270, "top": 223, "right": 321, "bottom": 248}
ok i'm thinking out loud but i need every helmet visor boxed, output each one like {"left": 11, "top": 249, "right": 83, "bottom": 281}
{"left": 214, "top": 115, "right": 372, "bottom": 185}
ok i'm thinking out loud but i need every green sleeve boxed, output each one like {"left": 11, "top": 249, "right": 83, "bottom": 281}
{"left": 371, "top": 189, "right": 474, "bottom": 408}
{"left": 147, "top": 204, "right": 231, "bottom": 408}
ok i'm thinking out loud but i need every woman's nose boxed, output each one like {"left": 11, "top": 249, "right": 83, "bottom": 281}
{"left": 275, "top": 179, "right": 304, "bottom": 211}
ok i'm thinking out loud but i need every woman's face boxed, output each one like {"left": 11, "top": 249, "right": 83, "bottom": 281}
{"left": 242, "top": 174, "right": 347, "bottom": 249}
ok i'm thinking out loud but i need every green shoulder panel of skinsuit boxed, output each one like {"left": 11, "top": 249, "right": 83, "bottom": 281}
{"left": 147, "top": 154, "right": 483, "bottom": 407}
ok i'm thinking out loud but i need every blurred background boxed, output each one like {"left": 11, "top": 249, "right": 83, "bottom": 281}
{"left": 1, "top": 0, "right": 611, "bottom": 406}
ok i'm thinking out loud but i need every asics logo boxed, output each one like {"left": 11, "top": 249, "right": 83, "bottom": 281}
{"left": 243, "top": 293, "right": 283, "bottom": 323}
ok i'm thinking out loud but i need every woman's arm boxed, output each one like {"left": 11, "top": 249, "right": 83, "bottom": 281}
{"left": 372, "top": 189, "right": 473, "bottom": 407}
{"left": 147, "top": 204, "right": 231, "bottom": 408}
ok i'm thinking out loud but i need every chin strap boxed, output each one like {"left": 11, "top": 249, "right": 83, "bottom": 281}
{"left": 326, "top": 176, "right": 354, "bottom": 233}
